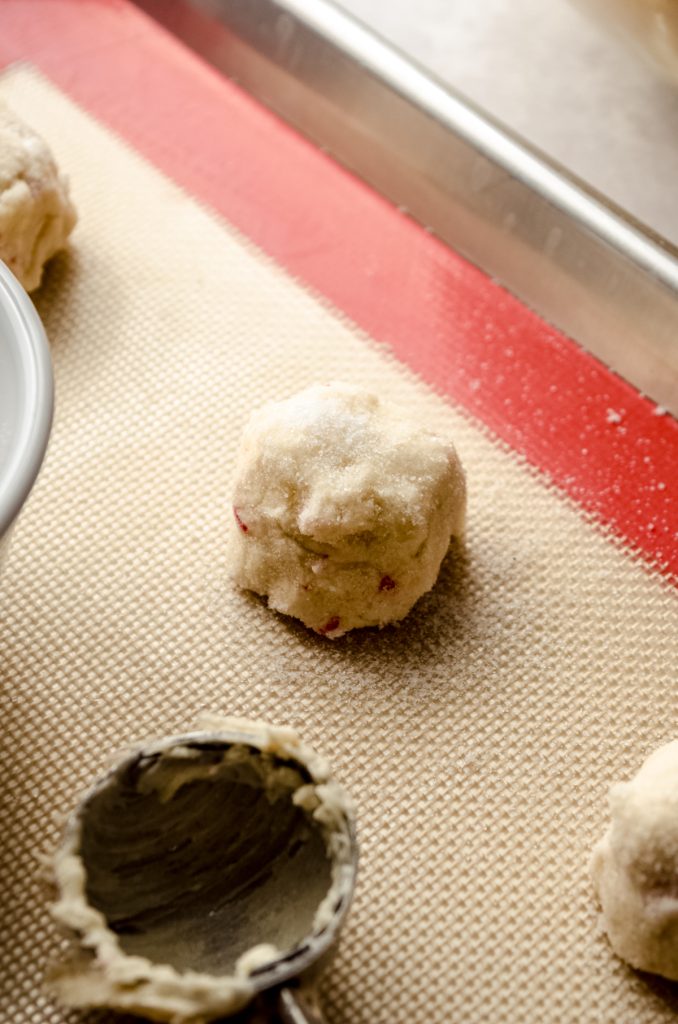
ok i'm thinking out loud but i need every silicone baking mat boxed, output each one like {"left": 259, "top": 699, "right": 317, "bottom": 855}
{"left": 0, "top": 4, "right": 677, "bottom": 1023}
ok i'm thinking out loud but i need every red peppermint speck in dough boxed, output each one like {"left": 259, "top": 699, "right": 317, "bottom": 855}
{"left": 233, "top": 507, "right": 248, "bottom": 533}
{"left": 318, "top": 616, "right": 340, "bottom": 635}
{"left": 379, "top": 575, "right": 396, "bottom": 591}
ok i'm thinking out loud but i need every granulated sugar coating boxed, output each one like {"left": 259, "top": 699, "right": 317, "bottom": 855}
{"left": 2, "top": 67, "right": 678, "bottom": 1024}
{"left": 229, "top": 383, "right": 467, "bottom": 637}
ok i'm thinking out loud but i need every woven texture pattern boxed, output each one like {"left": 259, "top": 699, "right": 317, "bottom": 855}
{"left": 1, "top": 68, "right": 678, "bottom": 1024}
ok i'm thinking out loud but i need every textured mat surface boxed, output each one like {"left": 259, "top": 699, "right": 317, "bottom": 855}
{"left": 1, "top": 68, "right": 678, "bottom": 1024}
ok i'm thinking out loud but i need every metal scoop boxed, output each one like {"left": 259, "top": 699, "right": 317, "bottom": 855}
{"left": 50, "top": 720, "right": 358, "bottom": 1024}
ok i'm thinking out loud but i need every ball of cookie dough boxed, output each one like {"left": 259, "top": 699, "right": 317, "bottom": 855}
{"left": 591, "top": 741, "right": 678, "bottom": 979}
{"left": 229, "top": 382, "right": 466, "bottom": 637}
{"left": 0, "top": 102, "right": 77, "bottom": 292}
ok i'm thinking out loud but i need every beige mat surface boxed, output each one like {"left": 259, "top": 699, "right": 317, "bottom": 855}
{"left": 1, "top": 68, "right": 677, "bottom": 1024}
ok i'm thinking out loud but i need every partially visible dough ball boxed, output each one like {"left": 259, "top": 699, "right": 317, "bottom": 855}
{"left": 0, "top": 102, "right": 77, "bottom": 292}
{"left": 229, "top": 382, "right": 466, "bottom": 637}
{"left": 591, "top": 741, "right": 678, "bottom": 979}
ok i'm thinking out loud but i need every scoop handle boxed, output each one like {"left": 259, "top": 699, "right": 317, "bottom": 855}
{"left": 275, "top": 985, "right": 326, "bottom": 1024}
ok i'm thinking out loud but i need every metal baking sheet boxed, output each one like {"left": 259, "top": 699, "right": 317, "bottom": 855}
{"left": 0, "top": 6, "right": 677, "bottom": 1024}
{"left": 136, "top": 0, "right": 678, "bottom": 418}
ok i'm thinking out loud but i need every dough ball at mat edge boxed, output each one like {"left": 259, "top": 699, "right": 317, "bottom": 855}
{"left": 229, "top": 382, "right": 467, "bottom": 637}
{"left": 0, "top": 101, "right": 77, "bottom": 292}
{"left": 591, "top": 740, "right": 678, "bottom": 979}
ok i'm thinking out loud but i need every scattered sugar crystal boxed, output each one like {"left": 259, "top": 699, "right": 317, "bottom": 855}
{"left": 229, "top": 383, "right": 467, "bottom": 637}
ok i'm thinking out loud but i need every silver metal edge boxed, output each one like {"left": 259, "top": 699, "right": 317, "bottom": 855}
{"left": 0, "top": 262, "right": 54, "bottom": 538}
{"left": 68, "top": 730, "right": 359, "bottom": 994}
{"left": 137, "top": 0, "right": 678, "bottom": 415}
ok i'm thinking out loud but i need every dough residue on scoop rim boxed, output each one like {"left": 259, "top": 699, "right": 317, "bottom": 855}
{"left": 49, "top": 714, "right": 356, "bottom": 1024}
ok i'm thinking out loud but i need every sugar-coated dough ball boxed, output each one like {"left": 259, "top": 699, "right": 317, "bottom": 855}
{"left": 0, "top": 102, "right": 77, "bottom": 292}
{"left": 229, "top": 382, "right": 466, "bottom": 637}
{"left": 591, "top": 741, "right": 678, "bottom": 979}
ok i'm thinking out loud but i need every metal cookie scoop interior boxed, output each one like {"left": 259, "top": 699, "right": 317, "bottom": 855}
{"left": 49, "top": 716, "right": 358, "bottom": 1024}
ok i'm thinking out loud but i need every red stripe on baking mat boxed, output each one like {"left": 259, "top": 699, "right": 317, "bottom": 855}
{"left": 0, "top": 0, "right": 677, "bottom": 578}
